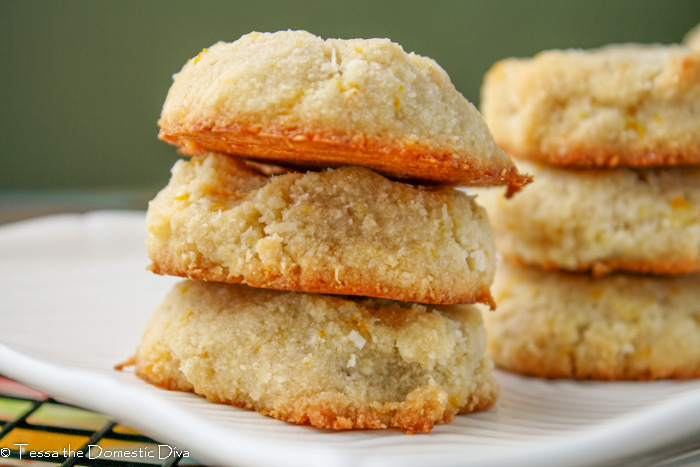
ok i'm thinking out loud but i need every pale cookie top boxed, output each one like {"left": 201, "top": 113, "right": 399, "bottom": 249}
{"left": 158, "top": 30, "right": 529, "bottom": 195}
{"left": 482, "top": 43, "right": 700, "bottom": 167}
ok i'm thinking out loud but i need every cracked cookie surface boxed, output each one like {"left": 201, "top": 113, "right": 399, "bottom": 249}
{"left": 147, "top": 153, "right": 497, "bottom": 306}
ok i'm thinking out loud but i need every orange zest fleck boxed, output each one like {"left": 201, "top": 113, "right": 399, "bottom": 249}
{"left": 194, "top": 48, "right": 208, "bottom": 65}
{"left": 671, "top": 197, "right": 691, "bottom": 209}
{"left": 350, "top": 316, "right": 371, "bottom": 340}
{"left": 209, "top": 202, "right": 227, "bottom": 212}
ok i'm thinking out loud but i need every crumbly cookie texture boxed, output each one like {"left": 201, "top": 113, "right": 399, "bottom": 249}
{"left": 484, "top": 263, "right": 700, "bottom": 380}
{"left": 147, "top": 153, "right": 497, "bottom": 306}
{"left": 481, "top": 43, "right": 700, "bottom": 167}
{"left": 158, "top": 30, "right": 530, "bottom": 195}
{"left": 135, "top": 280, "right": 498, "bottom": 433}
{"left": 476, "top": 160, "right": 700, "bottom": 275}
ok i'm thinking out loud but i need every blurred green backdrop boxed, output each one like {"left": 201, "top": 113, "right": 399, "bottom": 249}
{"left": 1, "top": 1, "right": 698, "bottom": 205}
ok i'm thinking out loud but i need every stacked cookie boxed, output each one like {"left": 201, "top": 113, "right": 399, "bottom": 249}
{"left": 478, "top": 41, "right": 700, "bottom": 380}
{"left": 132, "top": 30, "right": 530, "bottom": 432}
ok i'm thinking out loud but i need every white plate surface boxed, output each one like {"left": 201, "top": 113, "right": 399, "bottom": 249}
{"left": 0, "top": 211, "right": 699, "bottom": 467}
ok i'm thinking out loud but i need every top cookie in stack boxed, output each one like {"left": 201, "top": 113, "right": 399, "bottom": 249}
{"left": 158, "top": 30, "right": 531, "bottom": 194}
{"left": 482, "top": 43, "right": 700, "bottom": 169}
{"left": 478, "top": 39, "right": 700, "bottom": 380}
{"left": 134, "top": 30, "right": 526, "bottom": 432}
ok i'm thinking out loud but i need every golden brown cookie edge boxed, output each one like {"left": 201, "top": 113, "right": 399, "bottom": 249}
{"left": 146, "top": 260, "right": 495, "bottom": 308}
{"left": 159, "top": 123, "right": 531, "bottom": 195}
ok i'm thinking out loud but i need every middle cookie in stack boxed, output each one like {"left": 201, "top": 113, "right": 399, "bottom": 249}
{"left": 479, "top": 40, "right": 700, "bottom": 380}
{"left": 134, "top": 30, "right": 531, "bottom": 433}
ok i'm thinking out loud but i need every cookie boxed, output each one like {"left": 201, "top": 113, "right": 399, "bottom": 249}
{"left": 135, "top": 280, "right": 498, "bottom": 433}
{"left": 481, "top": 44, "right": 700, "bottom": 167}
{"left": 147, "top": 153, "right": 497, "bottom": 306}
{"left": 477, "top": 160, "right": 700, "bottom": 275}
{"left": 484, "top": 263, "right": 700, "bottom": 380}
{"left": 158, "top": 30, "right": 530, "bottom": 195}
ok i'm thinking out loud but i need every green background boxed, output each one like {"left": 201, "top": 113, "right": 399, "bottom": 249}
{"left": 1, "top": 1, "right": 698, "bottom": 203}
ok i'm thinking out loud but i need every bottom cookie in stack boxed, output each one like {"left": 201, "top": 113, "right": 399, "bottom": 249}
{"left": 484, "top": 262, "right": 700, "bottom": 380}
{"left": 134, "top": 280, "right": 498, "bottom": 433}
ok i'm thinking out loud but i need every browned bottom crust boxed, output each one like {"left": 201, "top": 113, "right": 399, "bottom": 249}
{"left": 504, "top": 254, "right": 700, "bottom": 277}
{"left": 503, "top": 144, "right": 700, "bottom": 168}
{"left": 159, "top": 124, "right": 532, "bottom": 197}
{"left": 135, "top": 367, "right": 497, "bottom": 433}
{"left": 147, "top": 259, "right": 497, "bottom": 309}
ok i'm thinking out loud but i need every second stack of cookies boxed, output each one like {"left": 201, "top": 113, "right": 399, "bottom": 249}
{"left": 479, "top": 39, "right": 700, "bottom": 380}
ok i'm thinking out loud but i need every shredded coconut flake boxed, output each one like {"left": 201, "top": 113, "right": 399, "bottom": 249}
{"left": 348, "top": 330, "right": 366, "bottom": 349}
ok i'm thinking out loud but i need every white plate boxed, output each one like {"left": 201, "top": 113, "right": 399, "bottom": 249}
{"left": 1, "top": 211, "right": 699, "bottom": 467}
